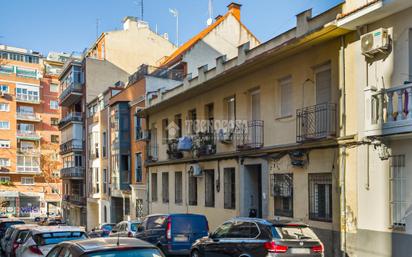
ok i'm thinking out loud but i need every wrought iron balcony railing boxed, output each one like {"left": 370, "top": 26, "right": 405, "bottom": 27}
{"left": 58, "top": 112, "right": 82, "bottom": 128}
{"left": 236, "top": 120, "right": 264, "bottom": 150}
{"left": 296, "top": 103, "right": 337, "bottom": 143}
{"left": 60, "top": 139, "right": 83, "bottom": 154}
{"left": 16, "top": 112, "right": 41, "bottom": 122}
{"left": 60, "top": 167, "right": 84, "bottom": 179}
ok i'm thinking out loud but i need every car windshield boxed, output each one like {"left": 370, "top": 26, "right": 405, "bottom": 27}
{"left": 33, "top": 231, "right": 87, "bottom": 246}
{"left": 130, "top": 223, "right": 139, "bottom": 232}
{"left": 274, "top": 226, "right": 318, "bottom": 240}
{"left": 102, "top": 224, "right": 114, "bottom": 231}
{"left": 84, "top": 248, "right": 163, "bottom": 257}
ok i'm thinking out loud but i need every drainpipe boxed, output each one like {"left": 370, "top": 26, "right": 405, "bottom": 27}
{"left": 339, "top": 35, "right": 347, "bottom": 257}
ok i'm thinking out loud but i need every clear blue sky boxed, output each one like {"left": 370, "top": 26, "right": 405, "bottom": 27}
{"left": 0, "top": 0, "right": 343, "bottom": 55}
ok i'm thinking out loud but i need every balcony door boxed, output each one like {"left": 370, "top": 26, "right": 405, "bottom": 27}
{"left": 315, "top": 64, "right": 331, "bottom": 105}
{"left": 250, "top": 90, "right": 261, "bottom": 147}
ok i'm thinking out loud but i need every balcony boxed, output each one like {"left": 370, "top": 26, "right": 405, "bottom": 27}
{"left": 236, "top": 120, "right": 264, "bottom": 150}
{"left": 60, "top": 139, "right": 83, "bottom": 155}
{"left": 17, "top": 148, "right": 40, "bottom": 155}
{"left": 16, "top": 154, "right": 40, "bottom": 173}
{"left": 59, "top": 83, "right": 83, "bottom": 107}
{"left": 16, "top": 165, "right": 40, "bottom": 173}
{"left": 58, "top": 112, "right": 82, "bottom": 129}
{"left": 146, "top": 143, "right": 158, "bottom": 162}
{"left": 167, "top": 139, "right": 183, "bottom": 160}
{"left": 193, "top": 132, "right": 216, "bottom": 157}
{"left": 16, "top": 67, "right": 37, "bottom": 78}
{"left": 296, "top": 103, "right": 337, "bottom": 143}
{"left": 128, "top": 64, "right": 185, "bottom": 85}
{"left": 16, "top": 130, "right": 41, "bottom": 141}
{"left": 15, "top": 94, "right": 40, "bottom": 104}
{"left": 60, "top": 167, "right": 84, "bottom": 179}
{"left": 366, "top": 83, "right": 412, "bottom": 136}
{"left": 63, "top": 194, "right": 86, "bottom": 206}
{"left": 16, "top": 112, "right": 41, "bottom": 122}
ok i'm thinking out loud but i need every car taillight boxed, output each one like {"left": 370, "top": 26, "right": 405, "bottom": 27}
{"left": 29, "top": 245, "right": 43, "bottom": 255}
{"left": 312, "top": 244, "right": 324, "bottom": 253}
{"left": 166, "top": 217, "right": 172, "bottom": 240}
{"left": 12, "top": 243, "right": 19, "bottom": 253}
{"left": 263, "top": 241, "right": 288, "bottom": 253}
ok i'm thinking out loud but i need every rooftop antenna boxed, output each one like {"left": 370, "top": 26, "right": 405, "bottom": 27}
{"left": 169, "top": 8, "right": 179, "bottom": 46}
{"left": 207, "top": 0, "right": 213, "bottom": 26}
{"left": 134, "top": 0, "right": 144, "bottom": 20}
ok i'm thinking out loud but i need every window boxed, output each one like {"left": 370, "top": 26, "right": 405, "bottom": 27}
{"left": 135, "top": 153, "right": 142, "bottom": 183}
{"left": 50, "top": 83, "right": 59, "bottom": 93}
{"left": 21, "top": 177, "right": 34, "bottom": 185}
{"left": 279, "top": 77, "right": 293, "bottom": 117}
{"left": 151, "top": 173, "right": 158, "bottom": 202}
{"left": 228, "top": 221, "right": 260, "bottom": 238}
{"left": 390, "top": 155, "right": 407, "bottom": 228}
{"left": 224, "top": 168, "right": 236, "bottom": 209}
{"left": 125, "top": 198, "right": 130, "bottom": 215}
{"left": 0, "top": 103, "right": 9, "bottom": 112}
{"left": 162, "top": 172, "right": 169, "bottom": 203}
{"left": 175, "top": 172, "right": 182, "bottom": 204}
{"left": 315, "top": 64, "right": 332, "bottom": 104}
{"left": 51, "top": 135, "right": 59, "bottom": 143}
{"left": 309, "top": 173, "right": 332, "bottom": 222}
{"left": 187, "top": 109, "right": 197, "bottom": 135}
{"left": 174, "top": 114, "right": 182, "bottom": 138}
{"left": 225, "top": 96, "right": 236, "bottom": 121}
{"left": 17, "top": 123, "right": 33, "bottom": 132}
{"left": 162, "top": 119, "right": 168, "bottom": 144}
{"left": 189, "top": 175, "right": 198, "bottom": 206}
{"left": 0, "top": 85, "right": 9, "bottom": 93}
{"left": 16, "top": 87, "right": 39, "bottom": 102}
{"left": 103, "top": 168, "right": 108, "bottom": 194}
{"left": 94, "top": 168, "right": 100, "bottom": 193}
{"left": 50, "top": 100, "right": 59, "bottom": 110}
{"left": 134, "top": 114, "right": 143, "bottom": 140}
{"left": 0, "top": 140, "right": 10, "bottom": 148}
{"left": 205, "top": 170, "right": 215, "bottom": 207}
{"left": 0, "top": 158, "right": 10, "bottom": 166}
{"left": 50, "top": 118, "right": 59, "bottom": 126}
{"left": 0, "top": 177, "right": 10, "bottom": 182}
{"left": 0, "top": 121, "right": 9, "bottom": 129}
{"left": 102, "top": 131, "right": 107, "bottom": 158}
{"left": 271, "top": 173, "right": 293, "bottom": 217}
{"left": 205, "top": 103, "right": 214, "bottom": 133}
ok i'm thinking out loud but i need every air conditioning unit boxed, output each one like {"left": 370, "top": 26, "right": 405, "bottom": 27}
{"left": 361, "top": 28, "right": 390, "bottom": 56}
{"left": 218, "top": 129, "right": 233, "bottom": 144}
{"left": 190, "top": 164, "right": 203, "bottom": 177}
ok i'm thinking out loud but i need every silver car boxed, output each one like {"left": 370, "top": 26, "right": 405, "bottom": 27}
{"left": 109, "top": 220, "right": 141, "bottom": 238}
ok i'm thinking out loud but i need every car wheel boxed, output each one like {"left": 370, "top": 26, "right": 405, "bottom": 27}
{"left": 191, "top": 249, "right": 201, "bottom": 257}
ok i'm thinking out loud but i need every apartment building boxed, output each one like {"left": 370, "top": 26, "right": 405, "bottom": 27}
{"left": 0, "top": 45, "right": 62, "bottom": 218}
{"left": 336, "top": 0, "right": 412, "bottom": 256}
{"left": 104, "top": 2, "right": 260, "bottom": 224}
{"left": 58, "top": 16, "right": 176, "bottom": 228}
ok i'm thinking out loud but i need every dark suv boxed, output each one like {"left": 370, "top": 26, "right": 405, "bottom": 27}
{"left": 191, "top": 218, "right": 324, "bottom": 257}
{"left": 136, "top": 213, "right": 209, "bottom": 256}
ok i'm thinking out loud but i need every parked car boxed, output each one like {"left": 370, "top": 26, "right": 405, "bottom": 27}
{"left": 16, "top": 226, "right": 87, "bottom": 257}
{"left": 4, "top": 224, "right": 38, "bottom": 257}
{"left": 190, "top": 218, "right": 324, "bottom": 257}
{"left": 45, "top": 237, "right": 165, "bottom": 257}
{"left": 0, "top": 219, "right": 25, "bottom": 239}
{"left": 88, "top": 223, "right": 116, "bottom": 238}
{"left": 109, "top": 220, "right": 141, "bottom": 238}
{"left": 135, "top": 213, "right": 209, "bottom": 256}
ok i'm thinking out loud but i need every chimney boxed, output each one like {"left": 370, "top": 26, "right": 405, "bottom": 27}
{"left": 122, "top": 16, "right": 138, "bottom": 30}
{"left": 227, "top": 2, "right": 241, "bottom": 20}
{"left": 296, "top": 9, "right": 312, "bottom": 37}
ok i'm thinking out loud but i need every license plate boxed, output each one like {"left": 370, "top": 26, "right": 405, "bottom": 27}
{"left": 291, "top": 248, "right": 310, "bottom": 254}
{"left": 174, "top": 235, "right": 189, "bottom": 242}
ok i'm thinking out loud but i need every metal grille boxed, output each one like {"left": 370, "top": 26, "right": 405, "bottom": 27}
{"left": 296, "top": 103, "right": 336, "bottom": 143}
{"left": 390, "top": 155, "right": 407, "bottom": 228}
{"left": 309, "top": 173, "right": 332, "bottom": 222}
{"left": 271, "top": 173, "right": 293, "bottom": 217}
{"left": 224, "top": 168, "right": 236, "bottom": 209}
{"left": 236, "top": 120, "right": 264, "bottom": 150}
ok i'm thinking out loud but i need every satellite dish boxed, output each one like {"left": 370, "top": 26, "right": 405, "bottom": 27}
{"left": 207, "top": 18, "right": 213, "bottom": 26}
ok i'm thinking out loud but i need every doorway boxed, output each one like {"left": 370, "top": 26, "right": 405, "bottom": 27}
{"left": 244, "top": 164, "right": 262, "bottom": 218}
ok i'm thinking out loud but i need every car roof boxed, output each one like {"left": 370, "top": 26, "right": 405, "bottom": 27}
{"left": 31, "top": 226, "right": 85, "bottom": 234}
{"left": 146, "top": 213, "right": 206, "bottom": 218}
{"left": 10, "top": 224, "right": 38, "bottom": 230}
{"left": 63, "top": 238, "right": 155, "bottom": 253}
{"left": 0, "top": 219, "right": 24, "bottom": 223}
{"left": 229, "top": 218, "right": 308, "bottom": 227}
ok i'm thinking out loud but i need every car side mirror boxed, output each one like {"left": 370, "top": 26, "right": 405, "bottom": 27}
{"left": 16, "top": 238, "right": 22, "bottom": 244}
{"left": 137, "top": 225, "right": 144, "bottom": 232}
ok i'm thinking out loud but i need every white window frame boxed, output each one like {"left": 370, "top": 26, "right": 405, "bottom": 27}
{"left": 0, "top": 121, "right": 10, "bottom": 130}
{"left": 0, "top": 158, "right": 11, "bottom": 167}
{"left": 21, "top": 177, "right": 35, "bottom": 185}
{"left": 0, "top": 85, "right": 9, "bottom": 93}
{"left": 50, "top": 100, "right": 59, "bottom": 110}
{"left": 0, "top": 140, "right": 10, "bottom": 148}
{"left": 0, "top": 103, "right": 9, "bottom": 112}
{"left": 50, "top": 83, "right": 59, "bottom": 93}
